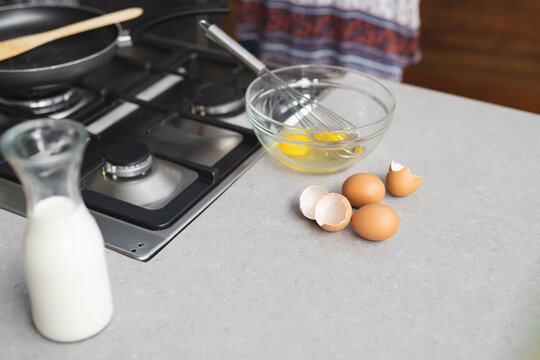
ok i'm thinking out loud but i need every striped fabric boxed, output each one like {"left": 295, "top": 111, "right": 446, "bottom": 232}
{"left": 236, "top": 0, "right": 421, "bottom": 81}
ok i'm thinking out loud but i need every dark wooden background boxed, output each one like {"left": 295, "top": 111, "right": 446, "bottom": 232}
{"left": 403, "top": 0, "right": 540, "bottom": 114}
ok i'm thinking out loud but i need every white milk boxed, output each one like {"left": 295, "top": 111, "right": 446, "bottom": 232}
{"left": 23, "top": 196, "right": 113, "bottom": 342}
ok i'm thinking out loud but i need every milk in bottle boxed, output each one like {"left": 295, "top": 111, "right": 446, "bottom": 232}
{"left": 0, "top": 119, "right": 113, "bottom": 342}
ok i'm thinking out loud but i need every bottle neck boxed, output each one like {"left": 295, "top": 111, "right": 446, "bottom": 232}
{"left": 15, "top": 151, "right": 85, "bottom": 214}
{"left": 0, "top": 119, "right": 89, "bottom": 216}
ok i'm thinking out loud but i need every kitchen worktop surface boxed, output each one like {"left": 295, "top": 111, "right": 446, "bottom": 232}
{"left": 1, "top": 82, "right": 539, "bottom": 359}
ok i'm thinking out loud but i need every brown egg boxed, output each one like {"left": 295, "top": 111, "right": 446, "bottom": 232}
{"left": 314, "top": 193, "right": 352, "bottom": 232}
{"left": 385, "top": 161, "right": 423, "bottom": 197}
{"left": 341, "top": 173, "right": 385, "bottom": 208}
{"left": 351, "top": 203, "right": 399, "bottom": 241}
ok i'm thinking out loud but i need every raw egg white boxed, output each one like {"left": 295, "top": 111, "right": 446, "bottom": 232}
{"left": 351, "top": 203, "right": 399, "bottom": 241}
{"left": 342, "top": 173, "right": 385, "bottom": 208}
{"left": 386, "top": 161, "right": 423, "bottom": 197}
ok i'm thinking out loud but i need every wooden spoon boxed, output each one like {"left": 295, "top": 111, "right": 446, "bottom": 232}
{"left": 0, "top": 7, "right": 143, "bottom": 61}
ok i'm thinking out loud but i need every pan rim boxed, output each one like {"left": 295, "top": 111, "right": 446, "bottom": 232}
{"left": 0, "top": 4, "right": 122, "bottom": 74}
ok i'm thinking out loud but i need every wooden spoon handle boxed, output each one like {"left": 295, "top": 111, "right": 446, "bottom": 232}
{"left": 0, "top": 7, "right": 143, "bottom": 61}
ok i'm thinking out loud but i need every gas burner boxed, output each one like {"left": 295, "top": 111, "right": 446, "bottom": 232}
{"left": 0, "top": 37, "right": 261, "bottom": 261}
{"left": 103, "top": 140, "right": 153, "bottom": 179}
{"left": 85, "top": 140, "right": 199, "bottom": 211}
{"left": 191, "top": 80, "right": 244, "bottom": 116}
{"left": 0, "top": 88, "right": 84, "bottom": 115}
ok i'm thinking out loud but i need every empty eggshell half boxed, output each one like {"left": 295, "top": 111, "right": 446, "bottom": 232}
{"left": 314, "top": 193, "right": 352, "bottom": 232}
{"left": 386, "top": 161, "right": 423, "bottom": 197}
{"left": 299, "top": 185, "right": 328, "bottom": 220}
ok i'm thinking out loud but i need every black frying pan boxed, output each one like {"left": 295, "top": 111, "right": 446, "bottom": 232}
{"left": 0, "top": 4, "right": 230, "bottom": 97}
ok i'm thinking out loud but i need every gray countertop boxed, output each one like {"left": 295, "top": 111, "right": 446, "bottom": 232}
{"left": 2, "top": 83, "right": 540, "bottom": 359}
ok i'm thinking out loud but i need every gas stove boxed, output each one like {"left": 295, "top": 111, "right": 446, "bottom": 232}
{"left": 0, "top": 34, "right": 263, "bottom": 261}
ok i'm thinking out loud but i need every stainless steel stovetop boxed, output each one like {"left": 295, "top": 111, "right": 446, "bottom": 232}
{"left": 0, "top": 34, "right": 263, "bottom": 261}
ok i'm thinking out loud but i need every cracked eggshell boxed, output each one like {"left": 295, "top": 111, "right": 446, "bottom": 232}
{"left": 314, "top": 193, "right": 352, "bottom": 232}
{"left": 299, "top": 185, "right": 328, "bottom": 220}
{"left": 385, "top": 161, "right": 423, "bottom": 197}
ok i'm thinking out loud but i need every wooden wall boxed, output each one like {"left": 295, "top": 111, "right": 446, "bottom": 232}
{"left": 403, "top": 0, "right": 540, "bottom": 114}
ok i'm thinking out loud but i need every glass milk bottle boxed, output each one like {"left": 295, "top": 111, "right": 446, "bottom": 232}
{"left": 0, "top": 119, "right": 113, "bottom": 342}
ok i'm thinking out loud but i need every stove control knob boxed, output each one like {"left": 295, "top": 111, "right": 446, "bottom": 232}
{"left": 103, "top": 141, "right": 153, "bottom": 179}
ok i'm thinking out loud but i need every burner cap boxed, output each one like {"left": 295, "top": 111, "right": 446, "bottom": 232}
{"left": 104, "top": 141, "right": 153, "bottom": 179}
{"left": 0, "top": 88, "right": 84, "bottom": 115}
{"left": 192, "top": 80, "right": 244, "bottom": 116}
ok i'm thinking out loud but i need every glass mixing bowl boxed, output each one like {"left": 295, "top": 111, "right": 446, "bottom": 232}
{"left": 246, "top": 65, "right": 396, "bottom": 173}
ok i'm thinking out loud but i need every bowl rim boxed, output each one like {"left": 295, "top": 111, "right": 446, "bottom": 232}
{"left": 245, "top": 64, "right": 396, "bottom": 141}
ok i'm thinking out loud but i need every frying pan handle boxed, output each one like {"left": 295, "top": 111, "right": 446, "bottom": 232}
{"left": 128, "top": 3, "right": 230, "bottom": 44}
